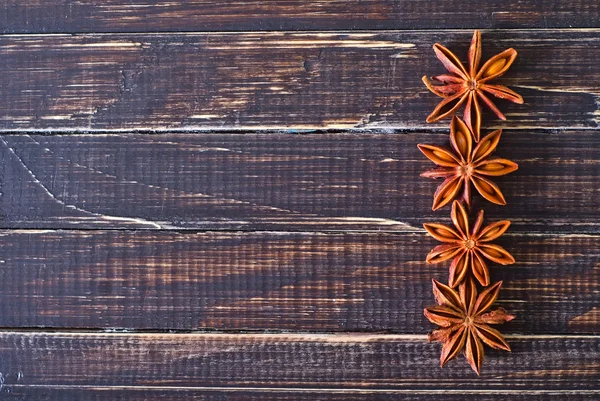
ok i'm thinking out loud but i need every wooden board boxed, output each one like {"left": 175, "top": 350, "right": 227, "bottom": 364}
{"left": 0, "top": 230, "right": 597, "bottom": 333}
{"left": 1, "top": 2, "right": 598, "bottom": 398}
{"left": 0, "top": 332, "right": 597, "bottom": 399}
{"left": 1, "top": 30, "right": 599, "bottom": 131}
{"left": 4, "top": 388, "right": 597, "bottom": 401}
{"left": 1, "top": 1, "right": 598, "bottom": 33}
{"left": 1, "top": 132, "right": 598, "bottom": 232}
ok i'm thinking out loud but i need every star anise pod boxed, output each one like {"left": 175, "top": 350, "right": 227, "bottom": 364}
{"left": 424, "top": 200, "right": 515, "bottom": 287}
{"left": 424, "top": 278, "right": 514, "bottom": 375}
{"left": 422, "top": 30, "right": 524, "bottom": 142}
{"left": 418, "top": 116, "right": 518, "bottom": 210}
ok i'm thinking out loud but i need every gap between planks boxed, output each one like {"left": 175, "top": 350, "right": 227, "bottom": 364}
{"left": 4, "top": 384, "right": 600, "bottom": 395}
{"left": 5, "top": 28, "right": 600, "bottom": 37}
{"left": 1, "top": 229, "right": 600, "bottom": 237}
{"left": 1, "top": 126, "right": 600, "bottom": 134}
{"left": 0, "top": 331, "right": 596, "bottom": 340}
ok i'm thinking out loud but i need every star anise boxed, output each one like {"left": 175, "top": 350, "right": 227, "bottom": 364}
{"left": 418, "top": 116, "right": 518, "bottom": 210}
{"left": 424, "top": 200, "right": 515, "bottom": 287}
{"left": 422, "top": 30, "right": 524, "bottom": 142}
{"left": 424, "top": 278, "right": 514, "bottom": 375}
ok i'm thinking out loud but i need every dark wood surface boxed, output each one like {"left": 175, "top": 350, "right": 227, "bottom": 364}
{"left": 1, "top": 1, "right": 599, "bottom": 32}
{"left": 0, "top": 230, "right": 597, "bottom": 333}
{"left": 0, "top": 333, "right": 597, "bottom": 396}
{"left": 0, "top": 30, "right": 599, "bottom": 131}
{"left": 0, "top": 132, "right": 597, "bottom": 232}
{"left": 0, "top": 3, "right": 598, "bottom": 400}
{"left": 3, "top": 389, "right": 598, "bottom": 401}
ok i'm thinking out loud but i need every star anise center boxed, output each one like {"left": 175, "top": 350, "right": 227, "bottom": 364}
{"left": 464, "top": 315, "right": 474, "bottom": 326}
{"left": 467, "top": 79, "right": 478, "bottom": 91}
{"left": 464, "top": 238, "right": 476, "bottom": 249}
{"left": 457, "top": 163, "right": 474, "bottom": 177}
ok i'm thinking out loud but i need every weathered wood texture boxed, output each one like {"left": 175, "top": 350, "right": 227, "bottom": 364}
{"left": 1, "top": 30, "right": 599, "bottom": 131}
{"left": 1, "top": 4, "right": 598, "bottom": 398}
{"left": 1, "top": 132, "right": 598, "bottom": 232}
{"left": 0, "top": 230, "right": 597, "bottom": 333}
{"left": 0, "top": 333, "right": 597, "bottom": 397}
{"left": 1, "top": 1, "right": 598, "bottom": 33}
{"left": 3, "top": 388, "right": 598, "bottom": 401}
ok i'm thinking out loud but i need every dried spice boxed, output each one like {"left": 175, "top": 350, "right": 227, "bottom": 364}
{"left": 419, "top": 30, "right": 522, "bottom": 375}
{"left": 424, "top": 200, "right": 515, "bottom": 287}
{"left": 418, "top": 116, "right": 518, "bottom": 210}
{"left": 422, "top": 30, "right": 523, "bottom": 142}
{"left": 424, "top": 278, "right": 514, "bottom": 375}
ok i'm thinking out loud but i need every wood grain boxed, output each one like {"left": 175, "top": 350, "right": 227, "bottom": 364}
{"left": 1, "top": 1, "right": 598, "bottom": 33}
{"left": 1, "top": 132, "right": 598, "bottom": 232}
{"left": 0, "top": 230, "right": 597, "bottom": 333}
{"left": 0, "top": 2, "right": 596, "bottom": 398}
{"left": 1, "top": 30, "right": 599, "bottom": 131}
{"left": 3, "top": 388, "right": 598, "bottom": 401}
{"left": 0, "top": 332, "right": 597, "bottom": 396}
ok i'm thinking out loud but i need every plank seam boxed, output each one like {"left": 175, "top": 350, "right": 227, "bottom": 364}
{"left": 3, "top": 384, "right": 600, "bottom": 394}
{"left": 4, "top": 28, "right": 600, "bottom": 37}
{"left": 0, "top": 228, "right": 597, "bottom": 236}
{"left": 0, "top": 126, "right": 599, "bottom": 134}
{"left": 0, "top": 331, "right": 596, "bottom": 339}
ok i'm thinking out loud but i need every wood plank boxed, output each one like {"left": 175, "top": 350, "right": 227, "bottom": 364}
{"left": 0, "top": 30, "right": 599, "bottom": 131}
{"left": 1, "top": 132, "right": 598, "bottom": 233}
{"left": 1, "top": 1, "right": 598, "bottom": 33}
{"left": 0, "top": 332, "right": 597, "bottom": 394}
{"left": 0, "top": 230, "right": 597, "bottom": 333}
{"left": 3, "top": 387, "right": 598, "bottom": 401}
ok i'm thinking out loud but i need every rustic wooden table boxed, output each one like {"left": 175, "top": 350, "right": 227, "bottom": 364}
{"left": 0, "top": 1, "right": 598, "bottom": 400}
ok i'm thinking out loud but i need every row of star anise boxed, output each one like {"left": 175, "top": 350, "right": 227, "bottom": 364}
{"left": 419, "top": 30, "right": 522, "bottom": 375}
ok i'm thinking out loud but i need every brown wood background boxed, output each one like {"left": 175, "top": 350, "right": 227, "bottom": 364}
{"left": 0, "top": 1, "right": 599, "bottom": 399}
